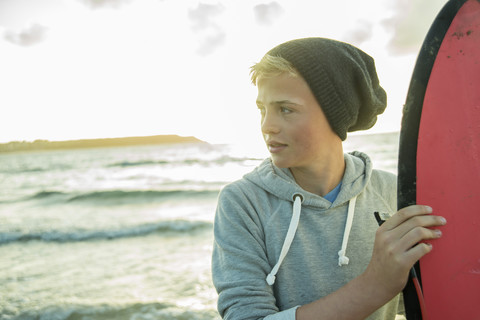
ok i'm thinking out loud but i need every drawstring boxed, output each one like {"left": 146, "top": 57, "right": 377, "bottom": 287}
{"left": 266, "top": 194, "right": 358, "bottom": 286}
{"left": 338, "top": 196, "right": 357, "bottom": 266}
{"left": 266, "top": 194, "right": 303, "bottom": 285}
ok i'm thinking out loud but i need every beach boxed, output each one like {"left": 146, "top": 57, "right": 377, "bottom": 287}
{"left": 0, "top": 132, "right": 400, "bottom": 320}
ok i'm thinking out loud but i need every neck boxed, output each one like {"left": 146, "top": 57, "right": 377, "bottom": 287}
{"left": 289, "top": 149, "right": 345, "bottom": 197}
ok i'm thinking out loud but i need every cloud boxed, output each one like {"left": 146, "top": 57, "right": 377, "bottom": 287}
{"left": 188, "top": 3, "right": 224, "bottom": 30}
{"left": 78, "top": 0, "right": 132, "bottom": 9}
{"left": 3, "top": 23, "right": 48, "bottom": 46}
{"left": 342, "top": 20, "right": 373, "bottom": 45}
{"left": 196, "top": 32, "right": 226, "bottom": 56}
{"left": 188, "top": 3, "right": 226, "bottom": 56}
{"left": 382, "top": 0, "right": 447, "bottom": 55}
{"left": 253, "top": 2, "right": 284, "bottom": 26}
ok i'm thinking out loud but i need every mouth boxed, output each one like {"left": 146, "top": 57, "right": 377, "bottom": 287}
{"left": 267, "top": 141, "right": 287, "bottom": 153}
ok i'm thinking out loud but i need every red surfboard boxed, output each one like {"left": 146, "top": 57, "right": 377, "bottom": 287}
{"left": 398, "top": 0, "right": 480, "bottom": 319}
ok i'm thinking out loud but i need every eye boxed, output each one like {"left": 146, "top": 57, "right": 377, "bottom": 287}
{"left": 280, "top": 106, "right": 292, "bottom": 114}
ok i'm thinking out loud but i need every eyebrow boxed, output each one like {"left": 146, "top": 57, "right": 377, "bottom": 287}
{"left": 256, "top": 100, "right": 299, "bottom": 106}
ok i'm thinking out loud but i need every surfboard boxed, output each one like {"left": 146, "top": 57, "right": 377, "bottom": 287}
{"left": 398, "top": 0, "right": 480, "bottom": 319}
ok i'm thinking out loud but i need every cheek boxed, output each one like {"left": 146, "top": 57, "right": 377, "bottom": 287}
{"left": 293, "top": 121, "right": 319, "bottom": 140}
{"left": 291, "top": 127, "right": 318, "bottom": 151}
{"left": 300, "top": 139, "right": 318, "bottom": 155}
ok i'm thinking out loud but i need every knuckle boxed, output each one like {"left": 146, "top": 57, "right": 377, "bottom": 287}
{"left": 398, "top": 208, "right": 410, "bottom": 219}
{"left": 410, "top": 216, "right": 422, "bottom": 226}
{"left": 412, "top": 227, "right": 423, "bottom": 240}
{"left": 412, "top": 226, "right": 430, "bottom": 239}
{"left": 397, "top": 257, "right": 411, "bottom": 270}
{"left": 419, "top": 242, "right": 432, "bottom": 254}
{"left": 386, "top": 244, "right": 397, "bottom": 258}
{"left": 376, "top": 229, "right": 393, "bottom": 244}
{"left": 399, "top": 205, "right": 423, "bottom": 219}
{"left": 396, "top": 209, "right": 410, "bottom": 222}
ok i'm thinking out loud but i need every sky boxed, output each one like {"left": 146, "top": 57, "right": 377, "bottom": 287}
{"left": 0, "top": 0, "right": 448, "bottom": 147}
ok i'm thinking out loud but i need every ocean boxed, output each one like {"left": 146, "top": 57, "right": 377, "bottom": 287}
{"left": 0, "top": 132, "right": 400, "bottom": 320}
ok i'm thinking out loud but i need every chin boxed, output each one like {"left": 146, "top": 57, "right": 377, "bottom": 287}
{"left": 270, "top": 156, "right": 292, "bottom": 169}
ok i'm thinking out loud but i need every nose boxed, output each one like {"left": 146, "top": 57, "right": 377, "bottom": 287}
{"left": 261, "top": 110, "right": 280, "bottom": 135}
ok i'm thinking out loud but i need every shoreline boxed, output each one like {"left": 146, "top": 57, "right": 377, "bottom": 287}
{"left": 0, "top": 135, "right": 205, "bottom": 154}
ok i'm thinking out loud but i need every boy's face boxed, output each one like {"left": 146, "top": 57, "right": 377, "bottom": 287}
{"left": 256, "top": 72, "right": 342, "bottom": 171}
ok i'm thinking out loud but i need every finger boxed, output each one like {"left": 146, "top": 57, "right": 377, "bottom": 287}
{"left": 403, "top": 242, "right": 434, "bottom": 266}
{"left": 393, "top": 214, "right": 446, "bottom": 241}
{"left": 383, "top": 205, "right": 445, "bottom": 231}
{"left": 398, "top": 225, "right": 442, "bottom": 253}
{"left": 381, "top": 205, "right": 432, "bottom": 231}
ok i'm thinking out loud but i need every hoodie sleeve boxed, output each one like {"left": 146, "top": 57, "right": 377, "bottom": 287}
{"left": 212, "top": 182, "right": 296, "bottom": 320}
{"left": 370, "top": 169, "right": 397, "bottom": 213}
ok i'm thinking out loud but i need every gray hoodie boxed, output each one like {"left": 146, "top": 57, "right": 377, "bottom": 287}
{"left": 212, "top": 151, "right": 401, "bottom": 320}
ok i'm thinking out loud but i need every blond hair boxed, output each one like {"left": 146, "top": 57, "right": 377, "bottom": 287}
{"left": 249, "top": 54, "right": 300, "bottom": 85}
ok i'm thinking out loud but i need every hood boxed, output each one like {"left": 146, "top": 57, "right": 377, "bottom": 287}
{"left": 245, "top": 151, "right": 373, "bottom": 285}
{"left": 243, "top": 151, "right": 372, "bottom": 208}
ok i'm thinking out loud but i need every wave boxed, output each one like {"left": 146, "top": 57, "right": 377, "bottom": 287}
{"left": 108, "top": 159, "right": 170, "bottom": 167}
{"left": 67, "top": 189, "right": 219, "bottom": 203}
{"left": 17, "top": 189, "right": 220, "bottom": 205}
{"left": 31, "top": 190, "right": 68, "bottom": 199}
{"left": 1, "top": 164, "right": 74, "bottom": 174}
{"left": 2, "top": 302, "right": 220, "bottom": 320}
{"left": 0, "top": 220, "right": 212, "bottom": 245}
{"left": 108, "top": 155, "right": 262, "bottom": 168}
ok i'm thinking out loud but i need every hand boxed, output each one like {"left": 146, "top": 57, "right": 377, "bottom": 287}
{"left": 363, "top": 205, "right": 446, "bottom": 299}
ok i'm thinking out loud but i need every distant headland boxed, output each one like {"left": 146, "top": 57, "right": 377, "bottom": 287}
{"left": 0, "top": 135, "right": 204, "bottom": 153}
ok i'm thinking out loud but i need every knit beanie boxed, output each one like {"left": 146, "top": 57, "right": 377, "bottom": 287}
{"left": 266, "top": 37, "right": 387, "bottom": 140}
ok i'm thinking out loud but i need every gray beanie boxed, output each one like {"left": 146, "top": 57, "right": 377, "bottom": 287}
{"left": 267, "top": 37, "right": 387, "bottom": 140}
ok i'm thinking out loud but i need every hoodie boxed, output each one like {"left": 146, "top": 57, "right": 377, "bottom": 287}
{"left": 212, "top": 152, "right": 401, "bottom": 320}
